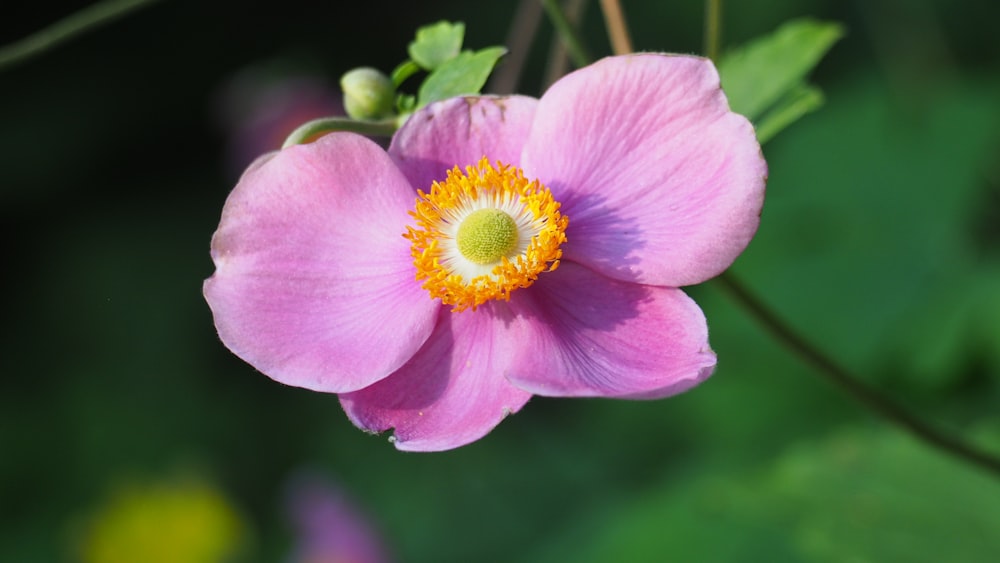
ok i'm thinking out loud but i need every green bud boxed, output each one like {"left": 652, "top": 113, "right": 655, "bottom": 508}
{"left": 340, "top": 67, "right": 395, "bottom": 120}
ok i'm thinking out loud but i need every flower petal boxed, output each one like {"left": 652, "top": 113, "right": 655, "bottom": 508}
{"left": 389, "top": 95, "right": 538, "bottom": 190}
{"left": 340, "top": 308, "right": 532, "bottom": 452}
{"left": 521, "top": 54, "right": 767, "bottom": 287}
{"left": 504, "top": 262, "right": 716, "bottom": 398}
{"left": 204, "top": 133, "right": 437, "bottom": 393}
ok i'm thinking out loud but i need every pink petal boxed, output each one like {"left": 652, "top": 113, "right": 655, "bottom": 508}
{"left": 521, "top": 54, "right": 767, "bottom": 287}
{"left": 204, "top": 133, "right": 437, "bottom": 393}
{"left": 340, "top": 308, "right": 532, "bottom": 452}
{"left": 504, "top": 262, "right": 716, "bottom": 398}
{"left": 388, "top": 95, "right": 538, "bottom": 190}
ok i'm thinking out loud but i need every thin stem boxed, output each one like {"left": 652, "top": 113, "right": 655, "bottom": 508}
{"left": 715, "top": 271, "right": 1000, "bottom": 476}
{"left": 704, "top": 0, "right": 722, "bottom": 61}
{"left": 599, "top": 0, "right": 633, "bottom": 55}
{"left": 390, "top": 60, "right": 421, "bottom": 88}
{"left": 282, "top": 117, "right": 397, "bottom": 149}
{"left": 0, "top": 0, "right": 160, "bottom": 72}
{"left": 540, "top": 0, "right": 593, "bottom": 68}
{"left": 489, "top": 0, "right": 544, "bottom": 94}
{"left": 542, "top": 0, "right": 587, "bottom": 89}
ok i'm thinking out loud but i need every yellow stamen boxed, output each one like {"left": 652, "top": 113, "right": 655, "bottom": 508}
{"left": 404, "top": 157, "right": 569, "bottom": 312}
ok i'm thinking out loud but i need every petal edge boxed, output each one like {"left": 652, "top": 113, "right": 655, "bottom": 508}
{"left": 504, "top": 262, "right": 717, "bottom": 399}
{"left": 204, "top": 133, "right": 438, "bottom": 393}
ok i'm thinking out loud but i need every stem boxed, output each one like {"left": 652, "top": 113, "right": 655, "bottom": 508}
{"left": 704, "top": 0, "right": 722, "bottom": 61}
{"left": 282, "top": 117, "right": 398, "bottom": 148}
{"left": 715, "top": 271, "right": 1000, "bottom": 476}
{"left": 489, "top": 0, "right": 544, "bottom": 94}
{"left": 541, "top": 0, "right": 593, "bottom": 68}
{"left": 0, "top": 0, "right": 160, "bottom": 71}
{"left": 599, "top": 0, "right": 634, "bottom": 55}
{"left": 542, "top": 0, "right": 587, "bottom": 89}
{"left": 390, "top": 60, "right": 421, "bottom": 88}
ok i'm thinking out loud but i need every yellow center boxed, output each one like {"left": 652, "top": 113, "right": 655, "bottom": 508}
{"left": 404, "top": 157, "right": 569, "bottom": 312}
{"left": 456, "top": 208, "right": 520, "bottom": 264}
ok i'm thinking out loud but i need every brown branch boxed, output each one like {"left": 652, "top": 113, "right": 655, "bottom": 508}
{"left": 599, "top": 0, "right": 633, "bottom": 55}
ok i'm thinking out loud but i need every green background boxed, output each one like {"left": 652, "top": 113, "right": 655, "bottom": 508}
{"left": 2, "top": 0, "right": 999, "bottom": 561}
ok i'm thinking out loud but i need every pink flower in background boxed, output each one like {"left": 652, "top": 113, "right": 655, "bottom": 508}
{"left": 285, "top": 473, "right": 391, "bottom": 563}
{"left": 204, "top": 54, "right": 767, "bottom": 451}
{"left": 215, "top": 66, "right": 343, "bottom": 175}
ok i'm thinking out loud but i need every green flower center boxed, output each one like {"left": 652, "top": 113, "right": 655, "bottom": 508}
{"left": 455, "top": 208, "right": 520, "bottom": 265}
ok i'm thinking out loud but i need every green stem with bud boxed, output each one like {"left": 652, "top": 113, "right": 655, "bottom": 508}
{"left": 281, "top": 117, "right": 398, "bottom": 149}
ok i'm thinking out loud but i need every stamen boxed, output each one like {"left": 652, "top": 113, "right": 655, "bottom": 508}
{"left": 404, "top": 157, "right": 568, "bottom": 312}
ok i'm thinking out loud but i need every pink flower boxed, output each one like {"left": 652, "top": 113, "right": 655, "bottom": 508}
{"left": 285, "top": 472, "right": 392, "bottom": 563}
{"left": 215, "top": 69, "right": 344, "bottom": 176}
{"left": 204, "top": 54, "right": 766, "bottom": 451}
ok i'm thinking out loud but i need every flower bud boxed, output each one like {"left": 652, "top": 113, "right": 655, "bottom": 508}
{"left": 340, "top": 67, "right": 395, "bottom": 120}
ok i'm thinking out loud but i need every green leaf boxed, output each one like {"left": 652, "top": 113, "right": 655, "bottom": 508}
{"left": 719, "top": 18, "right": 844, "bottom": 122}
{"left": 416, "top": 46, "right": 507, "bottom": 108}
{"left": 754, "top": 84, "right": 825, "bottom": 144}
{"left": 408, "top": 21, "right": 465, "bottom": 71}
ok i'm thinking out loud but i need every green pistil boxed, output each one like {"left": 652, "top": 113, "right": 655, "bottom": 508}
{"left": 456, "top": 208, "right": 519, "bottom": 264}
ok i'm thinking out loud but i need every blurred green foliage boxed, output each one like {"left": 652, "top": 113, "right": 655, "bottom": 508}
{"left": 525, "top": 427, "right": 1000, "bottom": 562}
{"left": 1, "top": 0, "right": 998, "bottom": 562}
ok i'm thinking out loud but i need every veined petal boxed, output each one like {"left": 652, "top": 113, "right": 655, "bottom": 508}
{"left": 521, "top": 54, "right": 767, "bottom": 287}
{"left": 340, "top": 308, "right": 532, "bottom": 452}
{"left": 389, "top": 95, "right": 538, "bottom": 190}
{"left": 504, "top": 262, "right": 716, "bottom": 398}
{"left": 204, "top": 133, "right": 437, "bottom": 393}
